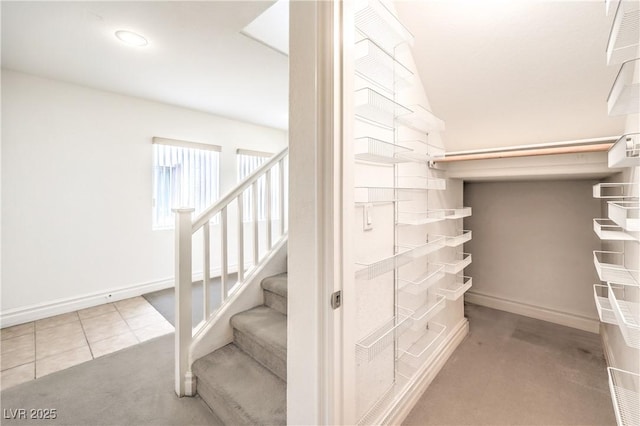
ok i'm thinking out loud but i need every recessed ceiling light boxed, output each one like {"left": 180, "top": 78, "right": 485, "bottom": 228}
{"left": 115, "top": 30, "right": 148, "bottom": 47}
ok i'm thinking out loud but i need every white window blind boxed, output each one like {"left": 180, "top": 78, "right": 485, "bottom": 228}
{"left": 152, "top": 138, "right": 221, "bottom": 229}
{"left": 237, "top": 149, "right": 279, "bottom": 222}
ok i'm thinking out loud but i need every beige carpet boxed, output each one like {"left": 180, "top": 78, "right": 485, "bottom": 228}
{"left": 404, "top": 303, "right": 616, "bottom": 426}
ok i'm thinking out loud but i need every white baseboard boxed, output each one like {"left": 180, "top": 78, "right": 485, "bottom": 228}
{"left": 382, "top": 317, "right": 470, "bottom": 425}
{"left": 0, "top": 263, "right": 252, "bottom": 328}
{"left": 0, "top": 277, "right": 175, "bottom": 328}
{"left": 465, "top": 291, "right": 599, "bottom": 334}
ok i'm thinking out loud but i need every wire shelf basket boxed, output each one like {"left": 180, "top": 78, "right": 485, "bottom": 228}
{"left": 606, "top": 0, "right": 640, "bottom": 65}
{"left": 354, "top": 186, "right": 406, "bottom": 204}
{"left": 355, "top": 247, "right": 414, "bottom": 280}
{"left": 355, "top": 308, "right": 413, "bottom": 362}
{"left": 355, "top": 38, "right": 413, "bottom": 92}
{"left": 593, "top": 183, "right": 638, "bottom": 199}
{"left": 355, "top": 137, "right": 413, "bottom": 164}
{"left": 609, "top": 133, "right": 640, "bottom": 168}
{"left": 439, "top": 252, "right": 472, "bottom": 275}
{"left": 437, "top": 275, "right": 473, "bottom": 301}
{"left": 398, "top": 322, "right": 447, "bottom": 369}
{"left": 445, "top": 207, "right": 472, "bottom": 219}
{"left": 399, "top": 293, "right": 446, "bottom": 330}
{"left": 593, "top": 284, "right": 619, "bottom": 325}
{"left": 397, "top": 210, "right": 446, "bottom": 226}
{"left": 440, "top": 230, "right": 473, "bottom": 247}
{"left": 608, "top": 201, "right": 640, "bottom": 232}
{"left": 607, "top": 367, "right": 640, "bottom": 426}
{"left": 398, "top": 235, "right": 445, "bottom": 259}
{"left": 607, "top": 282, "right": 640, "bottom": 349}
{"left": 593, "top": 251, "right": 639, "bottom": 286}
{"left": 608, "top": 58, "right": 640, "bottom": 116}
{"left": 398, "top": 264, "right": 446, "bottom": 294}
{"left": 593, "top": 218, "right": 637, "bottom": 241}
{"left": 354, "top": 0, "right": 414, "bottom": 55}
{"left": 355, "top": 88, "right": 412, "bottom": 127}
{"left": 396, "top": 175, "right": 446, "bottom": 190}
{"left": 397, "top": 104, "right": 445, "bottom": 134}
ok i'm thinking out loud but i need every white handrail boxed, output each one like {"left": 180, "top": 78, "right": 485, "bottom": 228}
{"left": 174, "top": 146, "right": 289, "bottom": 397}
{"left": 192, "top": 147, "right": 288, "bottom": 231}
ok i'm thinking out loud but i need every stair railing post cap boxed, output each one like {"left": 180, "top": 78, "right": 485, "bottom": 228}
{"left": 173, "top": 207, "right": 196, "bottom": 213}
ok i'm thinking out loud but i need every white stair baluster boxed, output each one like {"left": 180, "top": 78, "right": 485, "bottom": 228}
{"left": 221, "top": 207, "right": 229, "bottom": 299}
{"left": 237, "top": 194, "right": 245, "bottom": 282}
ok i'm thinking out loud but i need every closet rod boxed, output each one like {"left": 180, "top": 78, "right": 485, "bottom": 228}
{"left": 436, "top": 142, "right": 615, "bottom": 163}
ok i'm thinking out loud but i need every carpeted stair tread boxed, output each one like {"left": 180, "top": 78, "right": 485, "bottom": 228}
{"left": 230, "top": 305, "right": 287, "bottom": 358}
{"left": 193, "top": 343, "right": 286, "bottom": 425}
{"left": 261, "top": 273, "right": 288, "bottom": 299}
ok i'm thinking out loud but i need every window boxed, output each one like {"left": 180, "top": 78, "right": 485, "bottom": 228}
{"left": 152, "top": 137, "right": 221, "bottom": 229}
{"left": 237, "top": 149, "right": 279, "bottom": 222}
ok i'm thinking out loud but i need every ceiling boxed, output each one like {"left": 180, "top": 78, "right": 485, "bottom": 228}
{"left": 2, "top": 1, "right": 628, "bottom": 150}
{"left": 396, "top": 0, "right": 627, "bottom": 152}
{"left": 1, "top": 1, "right": 289, "bottom": 130}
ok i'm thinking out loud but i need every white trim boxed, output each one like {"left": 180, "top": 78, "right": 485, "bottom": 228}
{"left": 465, "top": 291, "right": 600, "bottom": 334}
{"left": 288, "top": 1, "right": 344, "bottom": 424}
{"left": 382, "top": 318, "right": 470, "bottom": 425}
{"left": 0, "top": 277, "right": 174, "bottom": 328}
{"left": 152, "top": 137, "right": 221, "bottom": 152}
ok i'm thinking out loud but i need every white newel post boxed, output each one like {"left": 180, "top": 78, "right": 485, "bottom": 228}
{"left": 174, "top": 207, "right": 195, "bottom": 397}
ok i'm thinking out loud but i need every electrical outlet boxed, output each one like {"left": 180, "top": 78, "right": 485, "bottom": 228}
{"left": 364, "top": 203, "right": 373, "bottom": 231}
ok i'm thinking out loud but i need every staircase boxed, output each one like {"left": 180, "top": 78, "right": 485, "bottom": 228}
{"left": 192, "top": 273, "right": 288, "bottom": 425}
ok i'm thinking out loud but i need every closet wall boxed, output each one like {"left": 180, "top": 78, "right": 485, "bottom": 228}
{"left": 464, "top": 180, "right": 602, "bottom": 331}
{"left": 350, "top": 1, "right": 471, "bottom": 423}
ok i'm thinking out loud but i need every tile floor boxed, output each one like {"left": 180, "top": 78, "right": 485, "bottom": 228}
{"left": 0, "top": 296, "right": 174, "bottom": 391}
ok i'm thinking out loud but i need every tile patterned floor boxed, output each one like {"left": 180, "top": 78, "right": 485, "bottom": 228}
{"left": 0, "top": 296, "right": 173, "bottom": 391}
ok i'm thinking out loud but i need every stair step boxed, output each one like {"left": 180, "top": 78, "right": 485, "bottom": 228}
{"left": 261, "top": 273, "right": 288, "bottom": 315}
{"left": 193, "top": 343, "right": 286, "bottom": 426}
{"left": 231, "top": 306, "right": 287, "bottom": 381}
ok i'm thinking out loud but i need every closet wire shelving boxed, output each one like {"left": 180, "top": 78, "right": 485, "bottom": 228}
{"left": 356, "top": 308, "right": 414, "bottom": 363}
{"left": 608, "top": 133, "right": 640, "bottom": 168}
{"left": 354, "top": 137, "right": 413, "bottom": 164}
{"left": 601, "top": 4, "right": 639, "bottom": 424}
{"left": 594, "top": 283, "right": 621, "bottom": 325}
{"left": 593, "top": 182, "right": 638, "bottom": 199}
{"left": 355, "top": 87, "right": 412, "bottom": 127}
{"left": 607, "top": 282, "right": 640, "bottom": 349}
{"left": 397, "top": 264, "right": 445, "bottom": 294}
{"left": 440, "top": 230, "right": 473, "bottom": 247}
{"left": 439, "top": 252, "right": 472, "bottom": 274}
{"left": 593, "top": 218, "right": 638, "bottom": 241}
{"left": 398, "top": 322, "right": 447, "bottom": 370}
{"left": 437, "top": 275, "right": 473, "bottom": 301}
{"left": 593, "top": 250, "right": 639, "bottom": 285}
{"left": 607, "top": 201, "right": 640, "bottom": 232}
{"left": 355, "top": 38, "right": 413, "bottom": 92}
{"left": 397, "top": 209, "right": 446, "bottom": 225}
{"left": 398, "top": 293, "right": 446, "bottom": 329}
{"left": 608, "top": 367, "right": 640, "bottom": 426}
{"left": 607, "top": 58, "right": 640, "bottom": 116}
{"left": 606, "top": 0, "right": 640, "bottom": 65}
{"left": 352, "top": 0, "right": 472, "bottom": 423}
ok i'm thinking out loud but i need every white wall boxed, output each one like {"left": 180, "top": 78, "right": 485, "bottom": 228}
{"left": 464, "top": 179, "right": 603, "bottom": 331}
{"left": 1, "top": 69, "right": 287, "bottom": 324}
